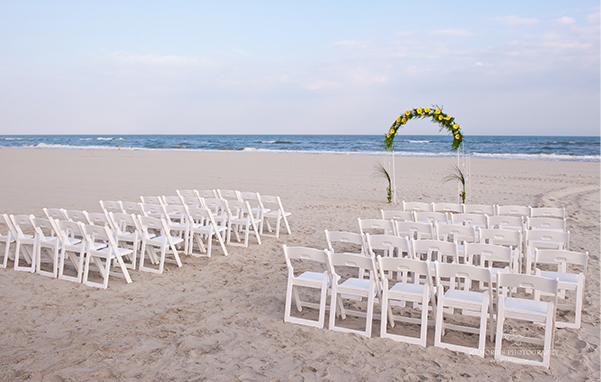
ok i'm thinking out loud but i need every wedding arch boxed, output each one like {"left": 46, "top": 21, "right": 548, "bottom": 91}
{"left": 382, "top": 106, "right": 468, "bottom": 204}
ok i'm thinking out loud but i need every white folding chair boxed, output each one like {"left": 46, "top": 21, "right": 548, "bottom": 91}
{"left": 402, "top": 201, "right": 432, "bottom": 212}
{"left": 179, "top": 195, "right": 203, "bottom": 209}
{"left": 432, "top": 202, "right": 462, "bottom": 214}
{"left": 31, "top": 217, "right": 61, "bottom": 278}
{"left": 326, "top": 252, "right": 378, "bottom": 338}
{"left": 195, "top": 189, "right": 218, "bottom": 199}
{"left": 8, "top": 214, "right": 36, "bottom": 272}
{"left": 479, "top": 228, "right": 523, "bottom": 271}
{"left": 184, "top": 206, "right": 228, "bottom": 257}
{"left": 434, "top": 262, "right": 494, "bottom": 357}
{"left": 140, "top": 203, "right": 164, "bottom": 219}
{"left": 99, "top": 200, "right": 124, "bottom": 215}
{"left": 496, "top": 205, "right": 530, "bottom": 218}
{"left": 525, "top": 229, "right": 569, "bottom": 275}
{"left": 0, "top": 219, "right": 15, "bottom": 269}
{"left": 108, "top": 212, "right": 141, "bottom": 270}
{"left": 176, "top": 189, "right": 197, "bottom": 198}
{"left": 55, "top": 219, "right": 88, "bottom": 283}
{"left": 530, "top": 207, "right": 565, "bottom": 219}
{"left": 161, "top": 204, "right": 190, "bottom": 255}
{"left": 358, "top": 218, "right": 395, "bottom": 236}
{"left": 534, "top": 249, "right": 587, "bottom": 329}
{"left": 239, "top": 191, "right": 264, "bottom": 221}
{"left": 225, "top": 200, "right": 262, "bottom": 247}
{"left": 381, "top": 210, "right": 412, "bottom": 222}
{"left": 486, "top": 215, "right": 524, "bottom": 231}
{"left": 365, "top": 233, "right": 411, "bottom": 259}
{"left": 81, "top": 223, "right": 133, "bottom": 289}
{"left": 259, "top": 195, "right": 292, "bottom": 238}
{"left": 495, "top": 273, "right": 558, "bottom": 368}
{"left": 202, "top": 197, "right": 229, "bottom": 228}
{"left": 412, "top": 239, "right": 460, "bottom": 264}
{"left": 377, "top": 255, "right": 435, "bottom": 347}
{"left": 435, "top": 223, "right": 476, "bottom": 245}
{"left": 162, "top": 195, "right": 183, "bottom": 205}
{"left": 462, "top": 204, "right": 495, "bottom": 215}
{"left": 394, "top": 220, "right": 434, "bottom": 240}
{"left": 325, "top": 230, "right": 365, "bottom": 257}
{"left": 283, "top": 245, "right": 331, "bottom": 329}
{"left": 465, "top": 242, "right": 516, "bottom": 290}
{"left": 136, "top": 215, "right": 183, "bottom": 274}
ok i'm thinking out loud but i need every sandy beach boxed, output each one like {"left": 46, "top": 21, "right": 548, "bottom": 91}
{"left": 0, "top": 148, "right": 599, "bottom": 381}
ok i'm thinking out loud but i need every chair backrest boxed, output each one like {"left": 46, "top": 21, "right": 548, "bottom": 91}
{"left": 381, "top": 210, "right": 412, "bottom": 221}
{"left": 10, "top": 214, "right": 35, "bottom": 237}
{"left": 203, "top": 198, "right": 228, "bottom": 215}
{"left": 195, "top": 189, "right": 218, "bottom": 199}
{"left": 450, "top": 213, "right": 487, "bottom": 227}
{"left": 64, "top": 209, "right": 89, "bottom": 224}
{"left": 43, "top": 208, "right": 68, "bottom": 221}
{"left": 534, "top": 249, "right": 587, "bottom": 275}
{"left": 326, "top": 252, "right": 378, "bottom": 293}
{"left": 283, "top": 245, "right": 329, "bottom": 277}
{"left": 108, "top": 212, "right": 138, "bottom": 234}
{"left": 377, "top": 255, "right": 432, "bottom": 286}
{"left": 394, "top": 220, "right": 433, "bottom": 240}
{"left": 3, "top": 213, "right": 18, "bottom": 237}
{"left": 137, "top": 215, "right": 168, "bottom": 239}
{"left": 464, "top": 242, "right": 514, "bottom": 270}
{"left": 413, "top": 211, "right": 448, "bottom": 225}
{"left": 530, "top": 207, "right": 565, "bottom": 219}
{"left": 526, "top": 217, "right": 566, "bottom": 231}
{"left": 239, "top": 191, "right": 261, "bottom": 209}
{"left": 412, "top": 239, "right": 459, "bottom": 263}
{"left": 526, "top": 229, "right": 569, "bottom": 249}
{"left": 140, "top": 196, "right": 162, "bottom": 205}
{"left": 402, "top": 201, "right": 432, "bottom": 212}
{"left": 140, "top": 203, "right": 165, "bottom": 218}
{"left": 99, "top": 200, "right": 124, "bottom": 214}
{"left": 184, "top": 206, "right": 214, "bottom": 225}
{"left": 434, "top": 262, "right": 492, "bottom": 291}
{"left": 176, "top": 189, "right": 197, "bottom": 198}
{"left": 161, "top": 204, "right": 188, "bottom": 224}
{"left": 55, "top": 219, "right": 86, "bottom": 241}
{"left": 85, "top": 212, "right": 111, "bottom": 227}
{"left": 258, "top": 195, "right": 287, "bottom": 214}
{"left": 179, "top": 195, "right": 202, "bottom": 208}
{"left": 462, "top": 204, "right": 495, "bottom": 215}
{"left": 365, "top": 233, "right": 411, "bottom": 258}
{"left": 479, "top": 228, "right": 522, "bottom": 248}
{"left": 217, "top": 189, "right": 241, "bottom": 201}
{"left": 435, "top": 223, "right": 476, "bottom": 243}
{"left": 30, "top": 217, "right": 56, "bottom": 238}
{"left": 162, "top": 195, "right": 183, "bottom": 205}
{"left": 81, "top": 223, "right": 114, "bottom": 248}
{"left": 486, "top": 215, "right": 524, "bottom": 230}
{"left": 497, "top": 273, "right": 558, "bottom": 300}
{"left": 357, "top": 218, "right": 395, "bottom": 236}
{"left": 432, "top": 202, "right": 462, "bottom": 214}
{"left": 120, "top": 201, "right": 143, "bottom": 215}
{"left": 496, "top": 205, "right": 530, "bottom": 218}
{"left": 324, "top": 230, "right": 365, "bottom": 256}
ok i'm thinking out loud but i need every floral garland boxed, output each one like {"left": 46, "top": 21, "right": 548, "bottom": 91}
{"left": 383, "top": 106, "right": 463, "bottom": 151}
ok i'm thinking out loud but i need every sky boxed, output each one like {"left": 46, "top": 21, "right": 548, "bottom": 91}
{"left": 0, "top": 0, "right": 599, "bottom": 136}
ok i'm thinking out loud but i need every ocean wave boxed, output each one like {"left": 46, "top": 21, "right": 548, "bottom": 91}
{"left": 97, "top": 137, "right": 114, "bottom": 141}
{"left": 260, "top": 140, "right": 293, "bottom": 144}
{"left": 405, "top": 140, "right": 431, "bottom": 143}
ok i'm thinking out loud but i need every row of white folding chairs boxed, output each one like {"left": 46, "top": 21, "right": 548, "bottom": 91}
{"left": 0, "top": 207, "right": 232, "bottom": 287}
{"left": 401, "top": 201, "right": 566, "bottom": 219}
{"left": 382, "top": 210, "right": 567, "bottom": 232}
{"left": 284, "top": 244, "right": 584, "bottom": 368}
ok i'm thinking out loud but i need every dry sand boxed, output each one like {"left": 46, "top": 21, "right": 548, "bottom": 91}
{"left": 0, "top": 148, "right": 599, "bottom": 381}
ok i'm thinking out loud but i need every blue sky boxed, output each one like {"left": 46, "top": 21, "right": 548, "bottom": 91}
{"left": 0, "top": 1, "right": 599, "bottom": 136}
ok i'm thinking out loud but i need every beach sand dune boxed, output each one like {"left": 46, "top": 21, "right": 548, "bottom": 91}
{"left": 0, "top": 149, "right": 598, "bottom": 381}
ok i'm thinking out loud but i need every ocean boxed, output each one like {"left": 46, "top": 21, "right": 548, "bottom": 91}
{"left": 0, "top": 135, "right": 598, "bottom": 162}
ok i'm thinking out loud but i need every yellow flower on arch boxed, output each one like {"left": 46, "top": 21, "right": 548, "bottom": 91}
{"left": 435, "top": 109, "right": 441, "bottom": 114}
{"left": 438, "top": 115, "right": 443, "bottom": 121}
{"left": 390, "top": 128, "right": 395, "bottom": 134}
{"left": 386, "top": 134, "right": 391, "bottom": 138}
{"left": 417, "top": 108, "right": 423, "bottom": 114}
{"left": 396, "top": 117, "right": 401, "bottom": 123}
{"left": 424, "top": 107, "right": 430, "bottom": 113}
{"left": 446, "top": 115, "right": 451, "bottom": 121}
{"left": 453, "top": 124, "right": 458, "bottom": 130}
{"left": 401, "top": 117, "right": 407, "bottom": 123}
{"left": 405, "top": 110, "right": 411, "bottom": 116}
{"left": 455, "top": 134, "right": 461, "bottom": 140}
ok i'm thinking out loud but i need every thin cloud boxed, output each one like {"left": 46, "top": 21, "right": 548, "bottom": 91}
{"left": 556, "top": 16, "right": 576, "bottom": 25}
{"left": 496, "top": 15, "right": 539, "bottom": 26}
{"left": 432, "top": 29, "right": 473, "bottom": 36}
{"left": 109, "top": 52, "right": 213, "bottom": 67}
{"left": 334, "top": 40, "right": 368, "bottom": 48}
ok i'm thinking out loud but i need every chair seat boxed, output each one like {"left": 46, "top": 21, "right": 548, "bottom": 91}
{"left": 445, "top": 289, "right": 484, "bottom": 303}
{"left": 504, "top": 296, "right": 550, "bottom": 315}
{"left": 95, "top": 246, "right": 134, "bottom": 258}
{"left": 390, "top": 282, "right": 426, "bottom": 295}
{"left": 539, "top": 270, "right": 578, "bottom": 283}
{"left": 297, "top": 271, "right": 328, "bottom": 283}
{"left": 341, "top": 277, "right": 371, "bottom": 290}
